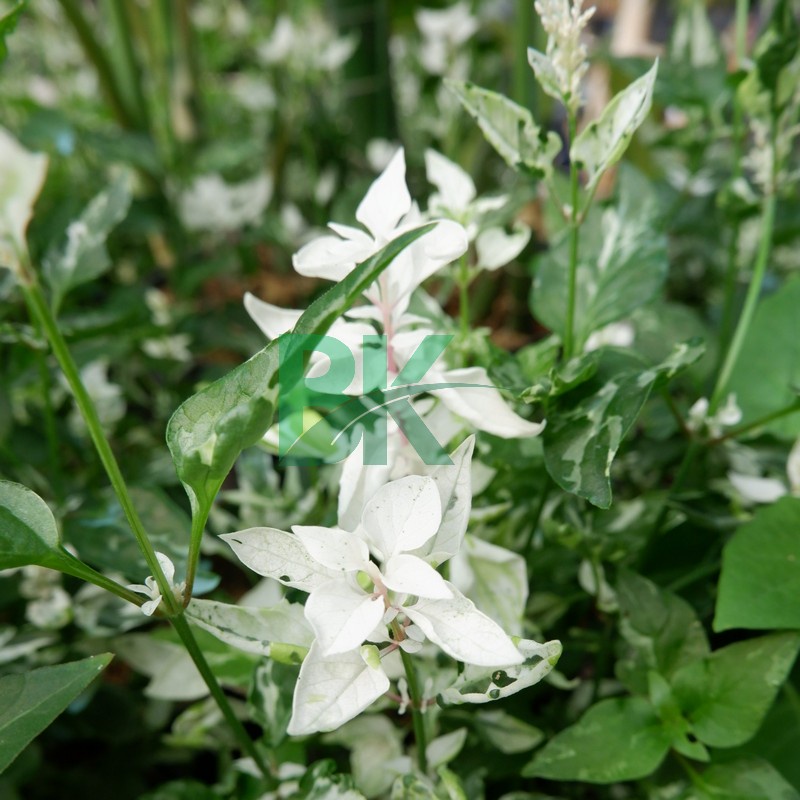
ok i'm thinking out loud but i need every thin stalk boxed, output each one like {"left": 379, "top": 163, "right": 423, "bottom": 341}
{"left": 710, "top": 184, "right": 777, "bottom": 412}
{"left": 399, "top": 646, "right": 428, "bottom": 773}
{"left": 710, "top": 400, "right": 800, "bottom": 444}
{"left": 183, "top": 510, "right": 208, "bottom": 606}
{"left": 17, "top": 265, "right": 176, "bottom": 610}
{"left": 513, "top": 0, "right": 533, "bottom": 108}
{"left": 56, "top": 0, "right": 137, "bottom": 130}
{"left": 524, "top": 477, "right": 552, "bottom": 579}
{"left": 171, "top": 614, "right": 272, "bottom": 780}
{"left": 717, "top": 0, "right": 750, "bottom": 362}
{"left": 563, "top": 110, "right": 581, "bottom": 360}
{"left": 458, "top": 255, "right": 471, "bottom": 337}
{"left": 58, "top": 553, "right": 146, "bottom": 607}
{"left": 36, "top": 351, "right": 63, "bottom": 498}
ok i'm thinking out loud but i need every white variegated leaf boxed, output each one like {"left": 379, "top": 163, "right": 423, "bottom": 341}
{"left": 570, "top": 62, "right": 658, "bottom": 194}
{"left": 287, "top": 642, "right": 389, "bottom": 735}
{"left": 382, "top": 554, "right": 452, "bottom": 599}
{"left": 440, "top": 638, "right": 563, "bottom": 705}
{"left": 186, "top": 598, "right": 313, "bottom": 655}
{"left": 403, "top": 582, "right": 523, "bottom": 667}
{"left": 220, "top": 527, "right": 339, "bottom": 592}
{"left": 292, "top": 525, "right": 369, "bottom": 572}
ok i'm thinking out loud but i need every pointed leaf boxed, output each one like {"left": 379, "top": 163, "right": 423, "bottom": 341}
{"left": 715, "top": 497, "right": 800, "bottom": 631}
{"left": 440, "top": 638, "right": 561, "bottom": 705}
{"left": 570, "top": 62, "right": 658, "bottom": 193}
{"left": 446, "top": 80, "right": 561, "bottom": 177}
{"left": 287, "top": 642, "right": 389, "bottom": 735}
{"left": 221, "top": 527, "right": 339, "bottom": 592}
{"left": 186, "top": 598, "right": 314, "bottom": 655}
{"left": 671, "top": 632, "right": 800, "bottom": 748}
{"left": 0, "top": 653, "right": 112, "bottom": 773}
{"left": 523, "top": 696, "right": 672, "bottom": 783}
{"left": 404, "top": 583, "right": 523, "bottom": 667}
{"left": 692, "top": 758, "right": 800, "bottom": 800}
{"left": 167, "top": 226, "right": 434, "bottom": 541}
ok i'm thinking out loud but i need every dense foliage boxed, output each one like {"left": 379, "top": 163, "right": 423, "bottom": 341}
{"left": 1, "top": 1, "right": 800, "bottom": 799}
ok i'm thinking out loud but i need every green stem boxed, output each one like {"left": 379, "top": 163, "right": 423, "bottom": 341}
{"left": 710, "top": 400, "right": 800, "bottom": 444}
{"left": 399, "top": 647, "right": 428, "bottom": 774}
{"left": 56, "top": 0, "right": 137, "bottom": 130}
{"left": 563, "top": 110, "right": 580, "bottom": 360}
{"left": 171, "top": 614, "right": 272, "bottom": 780}
{"left": 57, "top": 551, "right": 146, "bottom": 607}
{"left": 524, "top": 477, "right": 552, "bottom": 579}
{"left": 183, "top": 510, "right": 208, "bottom": 606}
{"left": 17, "top": 266, "right": 177, "bottom": 611}
{"left": 710, "top": 133, "right": 777, "bottom": 412}
{"left": 711, "top": 189, "right": 777, "bottom": 410}
{"left": 458, "top": 255, "right": 471, "bottom": 338}
{"left": 717, "top": 0, "right": 750, "bottom": 365}
{"left": 36, "top": 351, "right": 62, "bottom": 498}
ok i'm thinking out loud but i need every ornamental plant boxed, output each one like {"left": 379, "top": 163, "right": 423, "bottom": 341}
{"left": 1, "top": 1, "right": 800, "bottom": 799}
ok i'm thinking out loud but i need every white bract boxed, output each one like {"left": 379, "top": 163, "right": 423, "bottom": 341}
{"left": 127, "top": 553, "right": 185, "bottom": 616}
{"left": 0, "top": 127, "right": 49, "bottom": 275}
{"left": 222, "top": 474, "right": 524, "bottom": 735}
{"left": 177, "top": 172, "right": 271, "bottom": 234}
{"left": 425, "top": 148, "right": 531, "bottom": 272}
{"left": 415, "top": 2, "right": 479, "bottom": 76}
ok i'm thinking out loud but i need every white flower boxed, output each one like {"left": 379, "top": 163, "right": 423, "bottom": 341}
{"left": 0, "top": 127, "right": 49, "bottom": 274}
{"left": 528, "top": 0, "right": 595, "bottom": 113}
{"left": 416, "top": 2, "right": 479, "bottom": 75}
{"left": 177, "top": 173, "right": 271, "bottom": 234}
{"left": 425, "top": 149, "right": 531, "bottom": 271}
{"left": 222, "top": 474, "right": 523, "bottom": 735}
{"left": 728, "top": 438, "right": 800, "bottom": 506}
{"left": 127, "top": 553, "right": 185, "bottom": 616}
{"left": 687, "top": 393, "right": 742, "bottom": 438}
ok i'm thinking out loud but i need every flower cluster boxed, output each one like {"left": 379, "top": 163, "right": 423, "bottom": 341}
{"left": 528, "top": 0, "right": 595, "bottom": 113}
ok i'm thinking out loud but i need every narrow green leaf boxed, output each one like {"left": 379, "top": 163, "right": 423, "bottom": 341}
{"left": 532, "top": 166, "right": 668, "bottom": 346}
{"left": 693, "top": 758, "right": 800, "bottom": 800}
{"left": 43, "top": 172, "right": 133, "bottom": 309}
{"left": 543, "top": 341, "right": 704, "bottom": 507}
{"left": 0, "top": 653, "right": 112, "bottom": 773}
{"left": 570, "top": 61, "right": 658, "bottom": 194}
{"left": 523, "top": 697, "right": 672, "bottom": 783}
{"left": 671, "top": 632, "right": 800, "bottom": 748}
{"left": 715, "top": 497, "right": 800, "bottom": 632}
{"left": 616, "top": 571, "right": 709, "bottom": 695}
{"left": 446, "top": 80, "right": 561, "bottom": 177}
{"left": 167, "top": 226, "right": 433, "bottom": 526}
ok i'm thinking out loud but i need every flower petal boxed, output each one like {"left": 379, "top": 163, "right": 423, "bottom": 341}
{"left": 292, "top": 525, "right": 369, "bottom": 572}
{"left": 403, "top": 582, "right": 523, "bottom": 666}
{"left": 305, "top": 579, "right": 386, "bottom": 656}
{"left": 728, "top": 473, "right": 787, "bottom": 505}
{"left": 361, "top": 475, "right": 443, "bottom": 560}
{"left": 287, "top": 641, "right": 389, "bottom": 736}
{"left": 221, "top": 527, "right": 339, "bottom": 592}
{"left": 244, "top": 292, "right": 302, "bottom": 340}
{"left": 435, "top": 366, "right": 545, "bottom": 438}
{"left": 383, "top": 554, "right": 452, "bottom": 599}
{"left": 141, "top": 597, "right": 162, "bottom": 617}
{"left": 356, "top": 148, "right": 411, "bottom": 240}
{"left": 292, "top": 234, "right": 366, "bottom": 281}
{"left": 155, "top": 552, "right": 175, "bottom": 585}
{"left": 425, "top": 149, "right": 476, "bottom": 213}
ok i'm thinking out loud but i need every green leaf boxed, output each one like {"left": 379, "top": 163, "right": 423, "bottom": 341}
{"left": 0, "top": 1, "right": 25, "bottom": 64}
{"left": 523, "top": 697, "right": 672, "bottom": 783}
{"left": 43, "top": 172, "right": 133, "bottom": 310}
{"left": 570, "top": 61, "right": 658, "bottom": 194}
{"left": 542, "top": 341, "right": 704, "bottom": 507}
{"left": 0, "top": 653, "right": 112, "bottom": 773}
{"left": 446, "top": 80, "right": 561, "bottom": 177}
{"left": 0, "top": 480, "right": 66, "bottom": 571}
{"left": 166, "top": 225, "right": 433, "bottom": 527}
{"left": 693, "top": 758, "right": 800, "bottom": 800}
{"left": 715, "top": 497, "right": 800, "bottom": 631}
{"left": 671, "top": 632, "right": 800, "bottom": 748}
{"left": 726, "top": 278, "right": 800, "bottom": 439}
{"left": 532, "top": 166, "right": 668, "bottom": 347}
{"left": 616, "top": 571, "right": 709, "bottom": 695}
{"left": 475, "top": 710, "right": 544, "bottom": 754}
